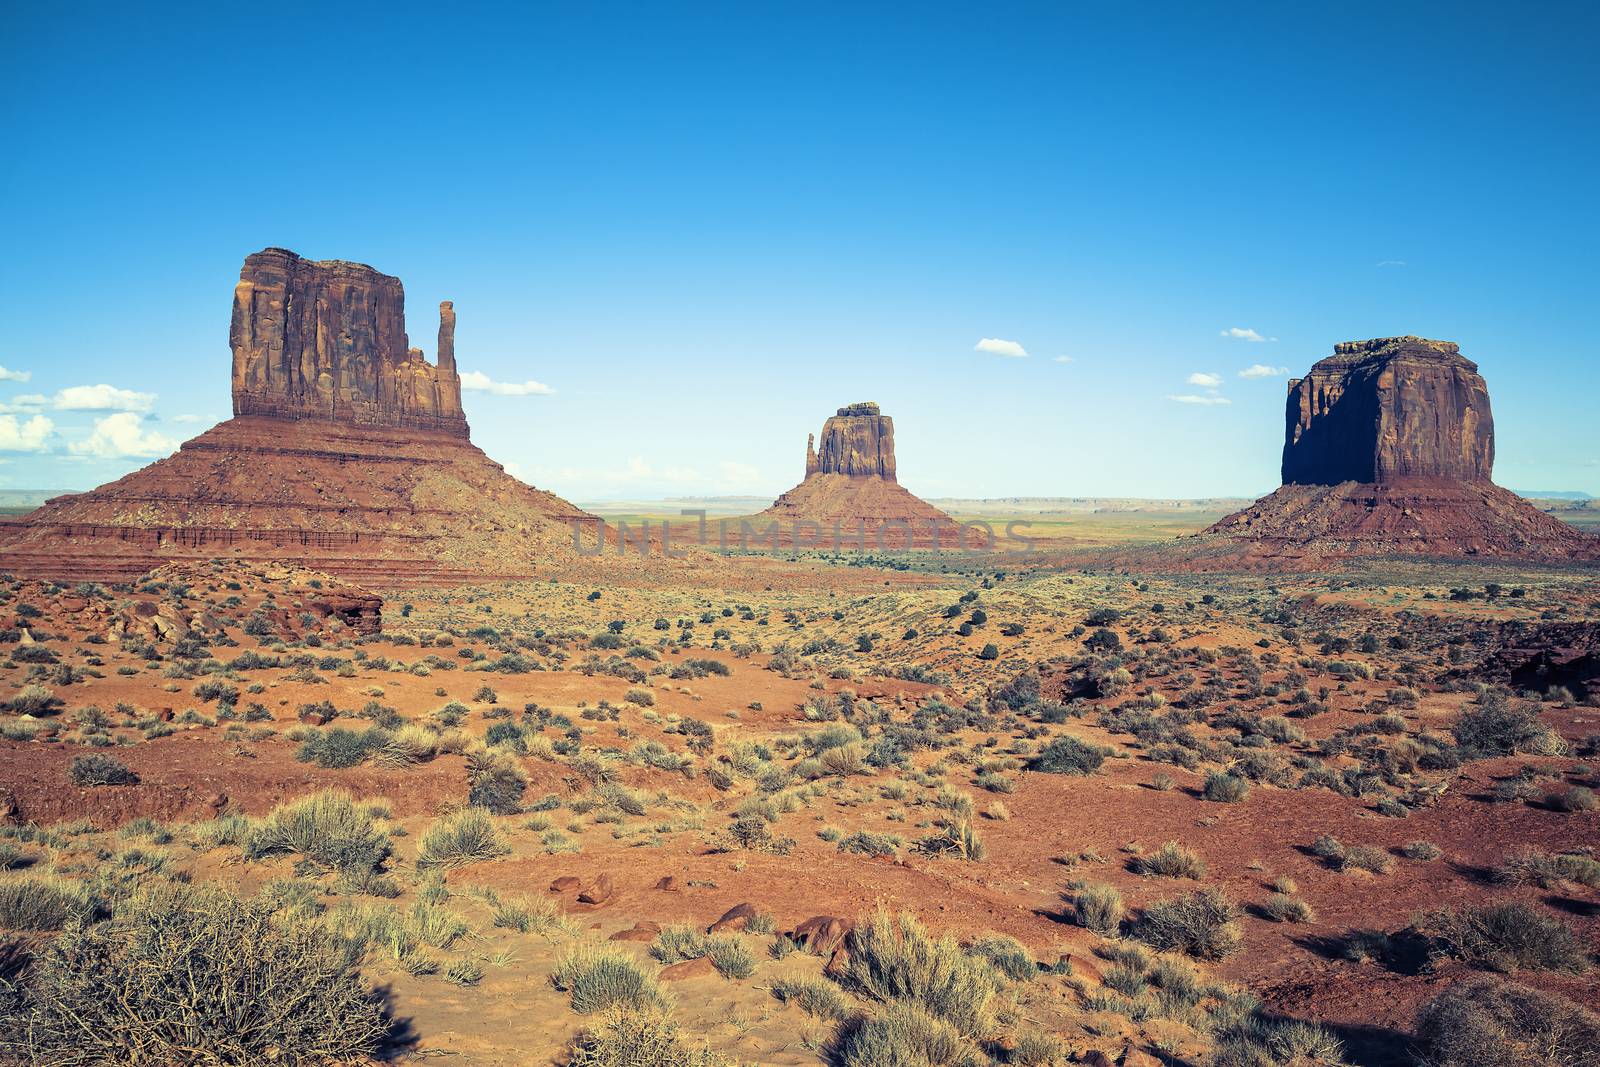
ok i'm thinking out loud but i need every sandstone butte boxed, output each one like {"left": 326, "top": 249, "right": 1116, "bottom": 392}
{"left": 755, "top": 402, "right": 962, "bottom": 548}
{"left": 1143, "top": 336, "right": 1600, "bottom": 570}
{"left": 0, "top": 249, "right": 594, "bottom": 585}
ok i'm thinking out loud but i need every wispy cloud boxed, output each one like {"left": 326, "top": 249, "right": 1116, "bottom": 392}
{"left": 0, "top": 414, "right": 53, "bottom": 451}
{"left": 975, "top": 338, "right": 1028, "bottom": 358}
{"left": 460, "top": 370, "right": 554, "bottom": 396}
{"left": 1219, "top": 327, "right": 1276, "bottom": 343}
{"left": 1238, "top": 363, "right": 1290, "bottom": 379}
{"left": 1187, "top": 372, "right": 1223, "bottom": 389}
{"left": 54, "top": 384, "right": 156, "bottom": 412}
{"left": 171, "top": 413, "right": 212, "bottom": 424}
{"left": 0, "top": 395, "right": 46, "bottom": 414}
{"left": 67, "top": 412, "right": 177, "bottom": 459}
{"left": 0, "top": 366, "right": 31, "bottom": 383}
{"left": 1376, "top": 260, "right": 1408, "bottom": 268}
{"left": 1052, "top": 355, "right": 1075, "bottom": 364}
{"left": 1167, "top": 394, "right": 1233, "bottom": 406}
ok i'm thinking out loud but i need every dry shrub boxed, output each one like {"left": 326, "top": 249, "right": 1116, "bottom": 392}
{"left": 569, "top": 1009, "right": 728, "bottom": 1067}
{"left": 1135, "top": 889, "right": 1242, "bottom": 960}
{"left": 244, "top": 790, "right": 391, "bottom": 874}
{"left": 1418, "top": 903, "right": 1590, "bottom": 974}
{"left": 1416, "top": 976, "right": 1600, "bottom": 1067}
{"left": 3, "top": 884, "right": 387, "bottom": 1065}
{"left": 842, "top": 909, "right": 997, "bottom": 1037}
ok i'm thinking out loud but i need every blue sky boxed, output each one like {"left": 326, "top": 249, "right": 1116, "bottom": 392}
{"left": 1, "top": 1, "right": 1595, "bottom": 500}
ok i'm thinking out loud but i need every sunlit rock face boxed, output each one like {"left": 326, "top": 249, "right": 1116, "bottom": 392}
{"left": 230, "top": 248, "right": 468, "bottom": 437}
{"left": 805, "top": 402, "right": 897, "bottom": 481}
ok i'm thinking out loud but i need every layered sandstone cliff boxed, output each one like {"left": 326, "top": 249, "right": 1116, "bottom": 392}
{"left": 230, "top": 249, "right": 468, "bottom": 436}
{"left": 1281, "top": 337, "right": 1492, "bottom": 485}
{"left": 0, "top": 249, "right": 592, "bottom": 584}
{"left": 805, "top": 402, "right": 897, "bottom": 480}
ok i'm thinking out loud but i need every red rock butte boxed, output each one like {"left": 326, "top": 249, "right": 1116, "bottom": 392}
{"left": 0, "top": 249, "right": 593, "bottom": 585}
{"left": 756, "top": 402, "right": 960, "bottom": 548}
{"left": 1153, "top": 337, "right": 1600, "bottom": 570}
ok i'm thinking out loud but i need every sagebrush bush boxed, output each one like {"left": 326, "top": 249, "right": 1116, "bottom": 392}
{"left": 1418, "top": 903, "right": 1590, "bottom": 974}
{"left": 417, "top": 807, "right": 506, "bottom": 869}
{"left": 568, "top": 1009, "right": 728, "bottom": 1067}
{"left": 244, "top": 790, "right": 391, "bottom": 874}
{"left": 0, "top": 873, "right": 95, "bottom": 930}
{"left": 836, "top": 1001, "right": 966, "bottom": 1067}
{"left": 843, "top": 909, "right": 998, "bottom": 1037}
{"left": 66, "top": 754, "right": 138, "bottom": 787}
{"left": 1027, "top": 736, "right": 1104, "bottom": 776}
{"left": 771, "top": 975, "right": 851, "bottom": 1020}
{"left": 965, "top": 934, "right": 1034, "bottom": 982}
{"left": 552, "top": 944, "right": 666, "bottom": 1014}
{"left": 1416, "top": 976, "right": 1600, "bottom": 1067}
{"left": 4, "top": 884, "right": 388, "bottom": 1065}
{"left": 1203, "top": 772, "right": 1250, "bottom": 803}
{"left": 1136, "top": 889, "right": 1241, "bottom": 960}
{"left": 1452, "top": 694, "right": 1561, "bottom": 759}
{"left": 1071, "top": 882, "right": 1124, "bottom": 936}
{"left": 1134, "top": 840, "right": 1206, "bottom": 880}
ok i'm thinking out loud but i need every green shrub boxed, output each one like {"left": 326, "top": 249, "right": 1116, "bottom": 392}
{"left": 244, "top": 790, "right": 391, "bottom": 874}
{"left": 1496, "top": 849, "right": 1600, "bottom": 890}
{"left": 837, "top": 1001, "right": 966, "bottom": 1067}
{"left": 1134, "top": 840, "right": 1206, "bottom": 880}
{"left": 417, "top": 808, "right": 507, "bottom": 869}
{"left": 296, "top": 727, "right": 378, "bottom": 769}
{"left": 5, "top": 884, "right": 387, "bottom": 1064}
{"left": 466, "top": 747, "right": 527, "bottom": 814}
{"left": 552, "top": 944, "right": 666, "bottom": 1014}
{"left": 625, "top": 688, "right": 655, "bottom": 707}
{"left": 1028, "top": 737, "right": 1104, "bottom": 776}
{"left": 707, "top": 935, "right": 756, "bottom": 979}
{"left": 1419, "top": 903, "right": 1590, "bottom": 974}
{"left": 1203, "top": 772, "right": 1250, "bottom": 803}
{"left": 966, "top": 934, "right": 1035, "bottom": 982}
{"left": 771, "top": 975, "right": 851, "bottom": 1020}
{"left": 1416, "top": 976, "right": 1600, "bottom": 1067}
{"left": 1136, "top": 889, "right": 1241, "bottom": 960}
{"left": 1452, "top": 694, "right": 1561, "bottom": 759}
{"left": 842, "top": 909, "right": 998, "bottom": 1036}
{"left": 569, "top": 1009, "right": 729, "bottom": 1066}
{"left": 650, "top": 925, "right": 710, "bottom": 964}
{"left": 0, "top": 873, "right": 96, "bottom": 930}
{"left": 1071, "top": 882, "right": 1124, "bottom": 936}
{"left": 66, "top": 754, "right": 138, "bottom": 787}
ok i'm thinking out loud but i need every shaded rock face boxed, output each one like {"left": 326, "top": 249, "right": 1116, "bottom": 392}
{"left": 1474, "top": 622, "right": 1600, "bottom": 701}
{"left": 231, "top": 248, "right": 468, "bottom": 437}
{"left": 805, "top": 402, "right": 896, "bottom": 480}
{"left": 1282, "top": 337, "right": 1493, "bottom": 486}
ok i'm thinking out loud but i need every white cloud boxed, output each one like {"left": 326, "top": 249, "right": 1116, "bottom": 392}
{"left": 1238, "top": 363, "right": 1290, "bottom": 379}
{"left": 1187, "top": 372, "right": 1224, "bottom": 389}
{"left": 0, "top": 415, "right": 53, "bottom": 451}
{"left": 1053, "top": 355, "right": 1075, "bottom": 364}
{"left": 975, "top": 338, "right": 1028, "bottom": 358}
{"left": 1376, "top": 260, "right": 1408, "bottom": 268}
{"left": 0, "top": 395, "right": 46, "bottom": 414}
{"left": 54, "top": 384, "right": 157, "bottom": 412}
{"left": 1167, "top": 394, "right": 1232, "bottom": 406}
{"left": 171, "top": 413, "right": 211, "bottom": 424}
{"left": 1219, "top": 327, "right": 1276, "bottom": 343}
{"left": 0, "top": 366, "right": 31, "bottom": 383}
{"left": 460, "top": 370, "right": 554, "bottom": 396}
{"left": 67, "top": 413, "right": 178, "bottom": 459}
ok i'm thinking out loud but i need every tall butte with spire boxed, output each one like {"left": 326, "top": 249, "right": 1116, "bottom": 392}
{"left": 1154, "top": 336, "right": 1599, "bottom": 569}
{"left": 756, "top": 402, "right": 955, "bottom": 547}
{"left": 0, "top": 248, "right": 591, "bottom": 584}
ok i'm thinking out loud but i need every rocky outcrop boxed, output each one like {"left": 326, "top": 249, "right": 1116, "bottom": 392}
{"left": 1472, "top": 622, "right": 1600, "bottom": 701}
{"left": 1282, "top": 337, "right": 1493, "bottom": 486}
{"left": 231, "top": 248, "right": 468, "bottom": 437}
{"left": 805, "top": 402, "right": 896, "bottom": 480}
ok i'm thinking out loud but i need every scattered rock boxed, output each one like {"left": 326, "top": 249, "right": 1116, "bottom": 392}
{"left": 609, "top": 921, "right": 661, "bottom": 943}
{"left": 548, "top": 876, "right": 581, "bottom": 894}
{"left": 653, "top": 875, "right": 682, "bottom": 893}
{"left": 577, "top": 874, "right": 614, "bottom": 905}
{"left": 789, "top": 915, "right": 853, "bottom": 956}
{"left": 707, "top": 902, "right": 760, "bottom": 934}
{"left": 659, "top": 956, "right": 717, "bottom": 982}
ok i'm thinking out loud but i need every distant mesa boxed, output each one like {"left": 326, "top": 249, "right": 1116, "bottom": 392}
{"left": 1161, "top": 336, "right": 1600, "bottom": 569}
{"left": 758, "top": 401, "right": 957, "bottom": 548}
{"left": 0, "top": 248, "right": 591, "bottom": 584}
